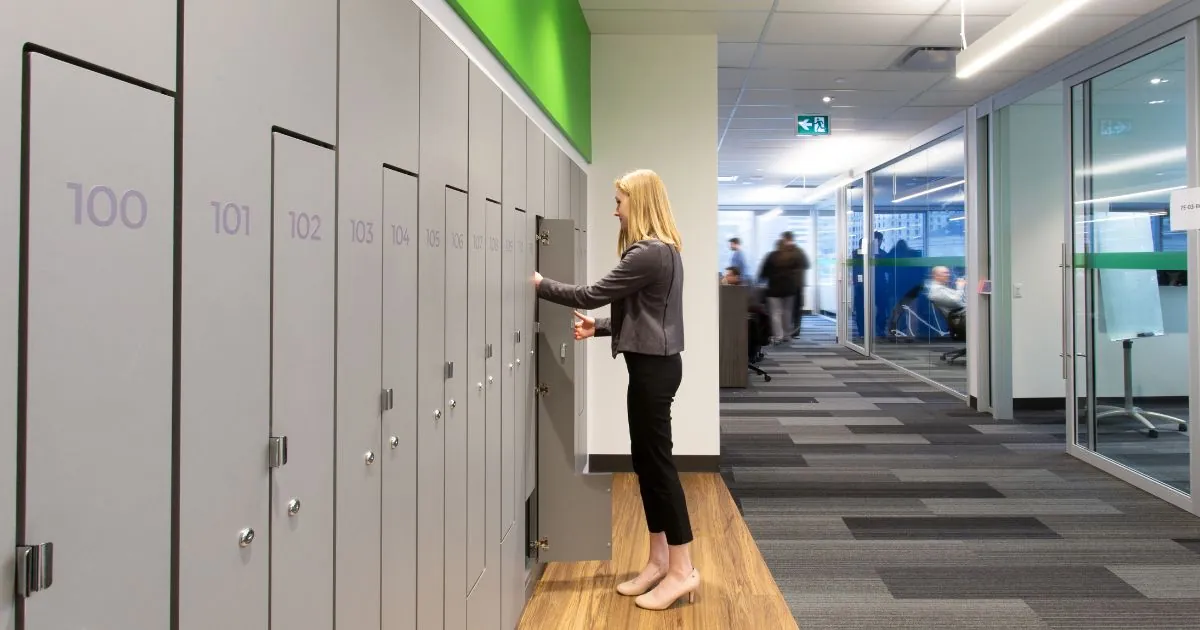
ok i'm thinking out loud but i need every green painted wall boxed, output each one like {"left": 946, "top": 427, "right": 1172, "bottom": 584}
{"left": 447, "top": 0, "right": 591, "bottom": 161}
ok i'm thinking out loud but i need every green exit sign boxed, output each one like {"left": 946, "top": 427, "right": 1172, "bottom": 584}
{"left": 796, "top": 114, "right": 830, "bottom": 136}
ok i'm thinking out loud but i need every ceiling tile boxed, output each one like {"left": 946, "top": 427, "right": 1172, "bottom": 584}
{"left": 738, "top": 88, "right": 919, "bottom": 108}
{"left": 986, "top": 45, "right": 1078, "bottom": 72}
{"left": 906, "top": 90, "right": 991, "bottom": 107}
{"left": 937, "top": 0, "right": 1025, "bottom": 16}
{"left": 720, "top": 68, "right": 749, "bottom": 89}
{"left": 584, "top": 10, "right": 769, "bottom": 40}
{"left": 745, "top": 69, "right": 947, "bottom": 92}
{"left": 581, "top": 0, "right": 774, "bottom": 9}
{"left": 910, "top": 15, "right": 1006, "bottom": 47}
{"left": 1084, "top": 0, "right": 1174, "bottom": 15}
{"left": 764, "top": 13, "right": 927, "bottom": 45}
{"left": 754, "top": 44, "right": 909, "bottom": 70}
{"left": 778, "top": 0, "right": 947, "bottom": 14}
{"left": 887, "top": 106, "right": 964, "bottom": 121}
{"left": 727, "top": 117, "right": 797, "bottom": 131}
{"left": 730, "top": 105, "right": 802, "bottom": 118}
{"left": 1042, "top": 15, "right": 1145, "bottom": 47}
{"left": 935, "top": 70, "right": 1027, "bottom": 93}
{"left": 720, "top": 89, "right": 743, "bottom": 106}
{"left": 719, "top": 106, "right": 737, "bottom": 118}
{"left": 720, "top": 42, "right": 759, "bottom": 67}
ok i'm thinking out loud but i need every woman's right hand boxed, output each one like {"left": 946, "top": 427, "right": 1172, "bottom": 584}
{"left": 573, "top": 311, "right": 595, "bottom": 341}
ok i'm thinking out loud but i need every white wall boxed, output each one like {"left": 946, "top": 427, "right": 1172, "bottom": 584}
{"left": 588, "top": 34, "right": 719, "bottom": 458}
{"left": 1003, "top": 101, "right": 1068, "bottom": 399}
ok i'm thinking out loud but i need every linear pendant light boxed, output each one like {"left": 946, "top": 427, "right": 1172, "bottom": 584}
{"left": 956, "top": 0, "right": 1093, "bottom": 79}
{"left": 892, "top": 179, "right": 964, "bottom": 204}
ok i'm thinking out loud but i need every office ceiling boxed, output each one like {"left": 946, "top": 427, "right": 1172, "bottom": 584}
{"left": 580, "top": 0, "right": 1177, "bottom": 206}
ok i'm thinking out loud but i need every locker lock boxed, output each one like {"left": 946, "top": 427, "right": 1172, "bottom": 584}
{"left": 508, "top": 363, "right": 514, "bottom": 372}
{"left": 477, "top": 382, "right": 484, "bottom": 391}
{"left": 488, "top": 376, "right": 494, "bottom": 385}
{"left": 449, "top": 399, "right": 457, "bottom": 410}
{"left": 288, "top": 499, "right": 301, "bottom": 516}
{"left": 239, "top": 528, "right": 255, "bottom": 548}
{"left": 434, "top": 409, "right": 443, "bottom": 420}
{"left": 364, "top": 451, "right": 376, "bottom": 465}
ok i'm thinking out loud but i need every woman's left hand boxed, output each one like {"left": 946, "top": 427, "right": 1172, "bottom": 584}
{"left": 532, "top": 271, "right": 543, "bottom": 288}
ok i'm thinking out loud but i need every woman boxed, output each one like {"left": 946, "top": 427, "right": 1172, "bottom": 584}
{"left": 758, "top": 237, "right": 801, "bottom": 344}
{"left": 532, "top": 169, "right": 698, "bottom": 610}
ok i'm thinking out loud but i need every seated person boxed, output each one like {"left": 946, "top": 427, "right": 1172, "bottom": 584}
{"left": 928, "top": 266, "right": 966, "bottom": 315}
{"left": 721, "top": 266, "right": 744, "bottom": 286}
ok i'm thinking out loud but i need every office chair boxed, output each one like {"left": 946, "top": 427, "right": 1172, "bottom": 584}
{"left": 935, "top": 303, "right": 967, "bottom": 364}
{"left": 747, "top": 290, "right": 773, "bottom": 382}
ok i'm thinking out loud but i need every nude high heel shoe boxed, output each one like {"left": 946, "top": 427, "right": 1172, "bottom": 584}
{"left": 634, "top": 569, "right": 700, "bottom": 610}
{"left": 616, "top": 566, "right": 666, "bottom": 596}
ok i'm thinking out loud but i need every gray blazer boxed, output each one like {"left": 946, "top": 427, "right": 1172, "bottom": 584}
{"left": 536, "top": 239, "right": 684, "bottom": 358}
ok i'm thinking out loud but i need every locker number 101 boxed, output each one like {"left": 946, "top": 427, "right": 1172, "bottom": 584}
{"left": 211, "top": 201, "right": 251, "bottom": 236}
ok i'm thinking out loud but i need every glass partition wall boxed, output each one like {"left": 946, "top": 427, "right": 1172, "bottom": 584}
{"left": 866, "top": 132, "right": 969, "bottom": 394}
{"left": 1068, "top": 36, "right": 1193, "bottom": 495}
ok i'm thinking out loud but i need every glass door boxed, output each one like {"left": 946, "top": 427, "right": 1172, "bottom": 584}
{"left": 845, "top": 180, "right": 867, "bottom": 352}
{"left": 1069, "top": 38, "right": 1191, "bottom": 493}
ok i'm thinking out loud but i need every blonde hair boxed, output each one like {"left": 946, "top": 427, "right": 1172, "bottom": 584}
{"left": 614, "top": 169, "right": 684, "bottom": 256}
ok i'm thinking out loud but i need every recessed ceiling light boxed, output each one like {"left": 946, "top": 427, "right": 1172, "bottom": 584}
{"left": 1151, "top": 77, "right": 1168, "bottom": 84}
{"left": 822, "top": 96, "right": 833, "bottom": 103}
{"left": 717, "top": 175, "right": 739, "bottom": 182}
{"left": 834, "top": 77, "right": 846, "bottom": 84}
{"left": 1149, "top": 99, "right": 1167, "bottom": 105}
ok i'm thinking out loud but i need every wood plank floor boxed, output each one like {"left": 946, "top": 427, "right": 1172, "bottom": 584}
{"left": 518, "top": 472, "right": 797, "bottom": 630}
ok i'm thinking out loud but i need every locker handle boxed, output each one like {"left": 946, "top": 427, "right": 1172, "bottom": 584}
{"left": 560, "top": 344, "right": 567, "bottom": 359}
{"left": 390, "top": 436, "right": 400, "bottom": 449}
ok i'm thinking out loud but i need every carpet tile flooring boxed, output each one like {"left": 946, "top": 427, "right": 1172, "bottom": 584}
{"left": 722, "top": 318, "right": 1200, "bottom": 629}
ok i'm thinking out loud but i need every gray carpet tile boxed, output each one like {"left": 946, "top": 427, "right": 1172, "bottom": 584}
{"left": 843, "top": 516, "right": 1062, "bottom": 540}
{"left": 723, "top": 317, "right": 1200, "bottom": 629}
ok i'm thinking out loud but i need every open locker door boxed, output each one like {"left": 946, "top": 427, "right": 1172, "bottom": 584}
{"left": 533, "top": 217, "right": 612, "bottom": 564}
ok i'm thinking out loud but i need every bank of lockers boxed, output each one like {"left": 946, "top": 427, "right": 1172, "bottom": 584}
{"left": 1, "top": 1, "right": 611, "bottom": 629}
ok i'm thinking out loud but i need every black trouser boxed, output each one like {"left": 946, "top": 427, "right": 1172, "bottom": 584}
{"left": 624, "top": 352, "right": 693, "bottom": 546}
{"left": 792, "top": 287, "right": 805, "bottom": 335}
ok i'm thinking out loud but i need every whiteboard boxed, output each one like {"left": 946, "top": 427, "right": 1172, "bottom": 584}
{"left": 1092, "top": 204, "right": 1164, "bottom": 342}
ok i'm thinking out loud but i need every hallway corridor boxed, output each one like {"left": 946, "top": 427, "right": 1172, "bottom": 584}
{"left": 721, "top": 318, "right": 1200, "bottom": 629}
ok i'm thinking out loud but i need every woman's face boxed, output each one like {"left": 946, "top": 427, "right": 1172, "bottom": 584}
{"left": 614, "top": 188, "right": 630, "bottom": 227}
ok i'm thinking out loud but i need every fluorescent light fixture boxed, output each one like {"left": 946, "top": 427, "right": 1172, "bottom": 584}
{"left": 718, "top": 175, "right": 739, "bottom": 183}
{"left": 802, "top": 175, "right": 855, "bottom": 204}
{"left": 822, "top": 96, "right": 833, "bottom": 103}
{"left": 1149, "top": 99, "right": 1167, "bottom": 105}
{"left": 1074, "top": 185, "right": 1186, "bottom": 205}
{"left": 1151, "top": 77, "right": 1168, "bottom": 84}
{"left": 1081, "top": 146, "right": 1185, "bottom": 176}
{"left": 949, "top": 216, "right": 966, "bottom": 222}
{"left": 892, "top": 179, "right": 965, "bottom": 203}
{"left": 956, "top": 0, "right": 1092, "bottom": 79}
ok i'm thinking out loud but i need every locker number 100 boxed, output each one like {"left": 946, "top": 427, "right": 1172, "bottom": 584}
{"left": 68, "top": 182, "right": 147, "bottom": 229}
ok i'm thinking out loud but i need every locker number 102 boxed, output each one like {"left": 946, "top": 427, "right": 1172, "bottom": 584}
{"left": 211, "top": 202, "right": 251, "bottom": 236}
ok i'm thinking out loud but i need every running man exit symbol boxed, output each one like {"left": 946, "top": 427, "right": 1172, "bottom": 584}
{"left": 796, "top": 114, "right": 830, "bottom": 136}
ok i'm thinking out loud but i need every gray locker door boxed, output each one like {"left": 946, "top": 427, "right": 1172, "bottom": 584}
{"left": 416, "top": 177, "right": 446, "bottom": 630}
{"left": 543, "top": 140, "right": 558, "bottom": 220}
{"left": 559, "top": 153, "right": 571, "bottom": 226}
{"left": 501, "top": 207, "right": 517, "bottom": 541}
{"left": 20, "top": 54, "right": 174, "bottom": 630}
{"left": 465, "top": 190, "right": 488, "bottom": 609}
{"left": 482, "top": 200, "right": 504, "bottom": 627}
{"left": 523, "top": 210, "right": 538, "bottom": 506}
{"left": 525, "top": 124, "right": 544, "bottom": 218}
{"left": 381, "top": 167, "right": 418, "bottom": 630}
{"left": 514, "top": 211, "right": 529, "bottom": 540}
{"left": 443, "top": 188, "right": 469, "bottom": 630}
{"left": 535, "top": 219, "right": 613, "bottom": 564}
{"left": 270, "top": 131, "right": 336, "bottom": 630}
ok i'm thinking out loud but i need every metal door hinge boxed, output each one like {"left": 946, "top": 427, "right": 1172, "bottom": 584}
{"left": 269, "top": 436, "right": 288, "bottom": 468}
{"left": 528, "top": 537, "right": 549, "bottom": 553}
{"left": 535, "top": 383, "right": 549, "bottom": 397}
{"left": 15, "top": 543, "right": 53, "bottom": 598}
{"left": 536, "top": 231, "right": 550, "bottom": 245}
{"left": 381, "top": 388, "right": 395, "bottom": 412}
